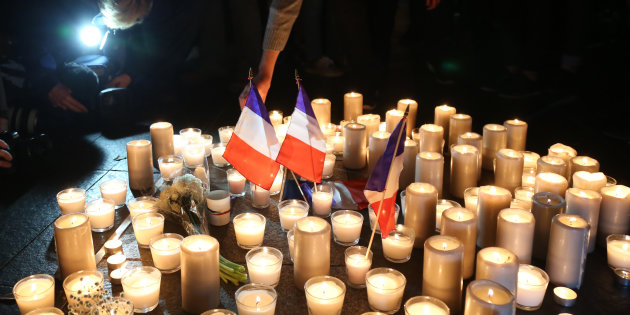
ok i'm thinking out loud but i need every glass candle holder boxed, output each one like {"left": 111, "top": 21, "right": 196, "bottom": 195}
{"left": 287, "top": 229, "right": 295, "bottom": 262}
{"left": 553, "top": 286, "right": 577, "bottom": 307}
{"left": 56, "top": 188, "right": 86, "bottom": 214}
{"left": 246, "top": 246, "right": 283, "bottom": 287}
{"left": 522, "top": 167, "right": 536, "bottom": 187}
{"left": 345, "top": 246, "right": 373, "bottom": 289}
{"left": 382, "top": 224, "right": 415, "bottom": 263}
{"left": 183, "top": 142, "right": 206, "bottom": 167}
{"left": 121, "top": 266, "right": 161, "bottom": 313}
{"left": 206, "top": 190, "right": 231, "bottom": 226}
{"left": 85, "top": 198, "right": 116, "bottom": 232}
{"left": 132, "top": 212, "right": 165, "bottom": 248}
{"left": 158, "top": 155, "right": 184, "bottom": 181}
{"left": 278, "top": 200, "right": 309, "bottom": 231}
{"left": 331, "top": 210, "right": 363, "bottom": 246}
{"left": 404, "top": 296, "right": 449, "bottom": 315}
{"left": 366, "top": 268, "right": 406, "bottom": 314}
{"left": 235, "top": 284, "right": 277, "bottom": 315}
{"left": 327, "top": 132, "right": 345, "bottom": 155}
{"left": 179, "top": 127, "right": 202, "bottom": 143}
{"left": 369, "top": 204, "right": 400, "bottom": 235}
{"left": 13, "top": 274, "right": 55, "bottom": 314}
{"left": 25, "top": 307, "right": 64, "bottom": 315}
{"left": 269, "top": 110, "right": 283, "bottom": 127}
{"left": 233, "top": 213, "right": 266, "bottom": 249}
{"left": 210, "top": 143, "right": 229, "bottom": 167}
{"left": 90, "top": 297, "right": 134, "bottom": 315}
{"left": 201, "top": 134, "right": 213, "bottom": 156}
{"left": 201, "top": 309, "right": 237, "bottom": 315}
{"left": 128, "top": 196, "right": 159, "bottom": 218}
{"left": 150, "top": 233, "right": 184, "bottom": 273}
{"left": 227, "top": 168, "right": 247, "bottom": 197}
{"left": 218, "top": 126, "right": 234, "bottom": 143}
{"left": 400, "top": 190, "right": 406, "bottom": 217}
{"left": 516, "top": 264, "right": 549, "bottom": 311}
{"left": 269, "top": 168, "right": 284, "bottom": 195}
{"left": 304, "top": 276, "right": 346, "bottom": 315}
{"left": 250, "top": 185, "right": 270, "bottom": 208}
{"left": 63, "top": 270, "right": 104, "bottom": 314}
{"left": 435, "top": 199, "right": 462, "bottom": 231}
{"left": 99, "top": 178, "right": 127, "bottom": 207}
{"left": 464, "top": 279, "right": 515, "bottom": 314}
{"left": 312, "top": 183, "right": 334, "bottom": 217}
{"left": 521, "top": 151, "right": 540, "bottom": 170}
{"left": 464, "top": 187, "right": 479, "bottom": 213}
{"left": 322, "top": 153, "right": 336, "bottom": 179}
{"left": 173, "top": 134, "right": 184, "bottom": 155}
{"left": 606, "top": 175, "right": 617, "bottom": 187}
{"left": 606, "top": 234, "right": 630, "bottom": 269}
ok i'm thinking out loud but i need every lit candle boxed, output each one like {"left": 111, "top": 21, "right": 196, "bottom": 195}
{"left": 344, "top": 92, "right": 363, "bottom": 121}
{"left": 320, "top": 123, "right": 338, "bottom": 138}
{"left": 150, "top": 122, "right": 174, "bottom": 163}
{"left": 405, "top": 183, "right": 438, "bottom": 245}
{"left": 548, "top": 143, "right": 577, "bottom": 179}
{"left": 449, "top": 113, "right": 472, "bottom": 148}
{"left": 369, "top": 204, "right": 400, "bottom": 234}
{"left": 131, "top": 212, "right": 165, "bottom": 248}
{"left": 233, "top": 213, "right": 266, "bottom": 249}
{"left": 150, "top": 233, "right": 183, "bottom": 273}
{"left": 397, "top": 99, "right": 418, "bottom": 136}
{"left": 537, "top": 155, "right": 567, "bottom": 176}
{"left": 531, "top": 192, "right": 566, "bottom": 260}
{"left": 357, "top": 114, "right": 381, "bottom": 143}
{"left": 368, "top": 131, "right": 391, "bottom": 173}
{"left": 386, "top": 109, "right": 404, "bottom": 133}
{"left": 62, "top": 270, "right": 104, "bottom": 313}
{"left": 440, "top": 208, "right": 477, "bottom": 279}
{"left": 235, "top": 284, "right": 277, "bottom": 315}
{"left": 202, "top": 134, "right": 213, "bottom": 156}
{"left": 382, "top": 224, "right": 415, "bottom": 263}
{"left": 494, "top": 149, "right": 524, "bottom": 193}
{"left": 128, "top": 196, "right": 158, "bottom": 218}
{"left": 343, "top": 123, "right": 367, "bottom": 169}
{"left": 481, "top": 124, "right": 507, "bottom": 170}
{"left": 158, "top": 155, "right": 184, "bottom": 181}
{"left": 312, "top": 183, "right": 334, "bottom": 217}
{"left": 275, "top": 123, "right": 289, "bottom": 144}
{"left": 513, "top": 186, "right": 535, "bottom": 210}
{"left": 345, "top": 246, "right": 372, "bottom": 288}
{"left": 218, "top": 126, "right": 234, "bottom": 143}
{"left": 606, "top": 234, "right": 630, "bottom": 269}
{"left": 269, "top": 110, "right": 283, "bottom": 127}
{"left": 13, "top": 274, "right": 55, "bottom": 314}
{"left": 572, "top": 171, "right": 607, "bottom": 191}
{"left": 54, "top": 213, "right": 96, "bottom": 278}
{"left": 99, "top": 178, "right": 127, "bottom": 206}
{"left": 464, "top": 187, "right": 479, "bottom": 213}
{"left": 366, "top": 268, "right": 406, "bottom": 313}
{"left": 418, "top": 124, "right": 444, "bottom": 153}
{"left": 180, "top": 127, "right": 202, "bottom": 143}
{"left": 121, "top": 266, "right": 161, "bottom": 313}
{"left": 322, "top": 153, "right": 336, "bottom": 179}
{"left": 433, "top": 105, "right": 456, "bottom": 141}
{"left": 476, "top": 185, "right": 512, "bottom": 248}
{"left": 250, "top": 185, "right": 270, "bottom": 208}
{"left": 246, "top": 247, "right": 283, "bottom": 287}
{"left": 84, "top": 198, "right": 115, "bottom": 232}
{"left": 24, "top": 307, "right": 64, "bottom": 315}
{"left": 173, "top": 134, "right": 184, "bottom": 155}
{"left": 423, "top": 235, "right": 464, "bottom": 313}
{"left": 278, "top": 199, "right": 309, "bottom": 231}
{"left": 546, "top": 214, "right": 589, "bottom": 288}
{"left": 553, "top": 286, "right": 577, "bottom": 307}
{"left": 56, "top": 188, "right": 86, "bottom": 214}
{"left": 269, "top": 168, "right": 284, "bottom": 195}
{"left": 126, "top": 140, "right": 154, "bottom": 196}
{"left": 415, "top": 151, "right": 444, "bottom": 198}
{"left": 181, "top": 235, "right": 220, "bottom": 313}
{"left": 206, "top": 190, "right": 231, "bottom": 226}
{"left": 535, "top": 172, "right": 568, "bottom": 197}
{"left": 566, "top": 188, "right": 602, "bottom": 253}
{"left": 400, "top": 138, "right": 418, "bottom": 189}
{"left": 227, "top": 168, "right": 247, "bottom": 197}
{"left": 287, "top": 229, "right": 295, "bottom": 262}
{"left": 521, "top": 167, "right": 536, "bottom": 187}
{"left": 404, "top": 296, "right": 449, "bottom": 315}
{"left": 331, "top": 210, "right": 363, "bottom": 246}
{"left": 496, "top": 208, "right": 535, "bottom": 264}
{"left": 598, "top": 185, "right": 630, "bottom": 245}
{"left": 327, "top": 132, "right": 345, "bottom": 154}
{"left": 435, "top": 199, "right": 461, "bottom": 231}
{"left": 311, "top": 98, "right": 331, "bottom": 125}
{"left": 476, "top": 247, "right": 519, "bottom": 295}
{"left": 503, "top": 119, "right": 528, "bottom": 151}
{"left": 450, "top": 144, "right": 478, "bottom": 198}
{"left": 521, "top": 151, "right": 540, "bottom": 170}
{"left": 464, "top": 279, "right": 515, "bottom": 315}
{"left": 294, "top": 217, "right": 331, "bottom": 289}
{"left": 304, "top": 276, "right": 346, "bottom": 315}
{"left": 570, "top": 155, "right": 600, "bottom": 178}
{"left": 458, "top": 132, "right": 483, "bottom": 180}
{"left": 183, "top": 142, "right": 206, "bottom": 166}
{"left": 516, "top": 265, "right": 549, "bottom": 311}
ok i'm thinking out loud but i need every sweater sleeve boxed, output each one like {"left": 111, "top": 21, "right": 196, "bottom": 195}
{"left": 262, "top": 0, "right": 303, "bottom": 51}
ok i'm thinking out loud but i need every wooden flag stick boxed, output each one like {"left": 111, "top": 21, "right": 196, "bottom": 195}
{"left": 290, "top": 170, "right": 308, "bottom": 202}
{"left": 278, "top": 167, "right": 288, "bottom": 201}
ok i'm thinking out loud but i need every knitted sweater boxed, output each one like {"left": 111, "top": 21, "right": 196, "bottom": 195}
{"left": 263, "top": 0, "right": 303, "bottom": 51}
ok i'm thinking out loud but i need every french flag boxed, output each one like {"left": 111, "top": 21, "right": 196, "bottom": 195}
{"left": 364, "top": 117, "right": 407, "bottom": 237}
{"left": 223, "top": 83, "right": 281, "bottom": 190}
{"left": 275, "top": 85, "right": 326, "bottom": 183}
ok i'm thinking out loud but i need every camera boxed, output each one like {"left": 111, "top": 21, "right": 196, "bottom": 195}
{"left": 0, "top": 130, "right": 53, "bottom": 174}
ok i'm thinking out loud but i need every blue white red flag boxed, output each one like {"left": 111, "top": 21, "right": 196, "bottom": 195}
{"left": 364, "top": 117, "right": 407, "bottom": 237}
{"left": 223, "top": 83, "right": 281, "bottom": 190}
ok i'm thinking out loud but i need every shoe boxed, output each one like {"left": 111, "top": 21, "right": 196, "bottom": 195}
{"left": 304, "top": 57, "right": 344, "bottom": 78}
{"left": 496, "top": 73, "right": 542, "bottom": 99}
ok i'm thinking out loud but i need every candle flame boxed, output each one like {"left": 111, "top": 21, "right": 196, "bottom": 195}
{"left": 457, "top": 212, "right": 463, "bottom": 221}
{"left": 488, "top": 288, "right": 494, "bottom": 299}
{"left": 309, "top": 221, "right": 314, "bottom": 232}
{"left": 442, "top": 242, "right": 447, "bottom": 250}
{"left": 70, "top": 216, "right": 77, "bottom": 225}
{"left": 322, "top": 282, "right": 327, "bottom": 296}
{"left": 256, "top": 295, "right": 261, "bottom": 310}
{"left": 569, "top": 217, "right": 576, "bottom": 224}
{"left": 512, "top": 215, "right": 519, "bottom": 223}
{"left": 623, "top": 243, "right": 629, "bottom": 251}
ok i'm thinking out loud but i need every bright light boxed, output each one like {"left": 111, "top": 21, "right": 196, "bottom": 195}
{"left": 80, "top": 25, "right": 102, "bottom": 47}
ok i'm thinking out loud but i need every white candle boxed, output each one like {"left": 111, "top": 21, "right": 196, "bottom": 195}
{"left": 173, "top": 134, "right": 185, "bottom": 155}
{"left": 494, "top": 149, "right": 524, "bottom": 193}
{"left": 357, "top": 114, "right": 381, "bottom": 143}
{"left": 312, "top": 186, "right": 334, "bottom": 217}
{"left": 150, "top": 233, "right": 183, "bottom": 273}
{"left": 85, "top": 198, "right": 115, "bottom": 232}
{"left": 449, "top": 144, "right": 479, "bottom": 198}
{"left": 343, "top": 123, "right": 367, "bottom": 169}
{"left": 404, "top": 182, "right": 437, "bottom": 244}
{"left": 331, "top": 210, "right": 363, "bottom": 245}
{"left": 320, "top": 123, "right": 338, "bottom": 138}
{"left": 522, "top": 151, "right": 540, "bottom": 170}
{"left": 132, "top": 213, "right": 165, "bottom": 248}
{"left": 327, "top": 132, "right": 345, "bottom": 154}
{"left": 227, "top": 168, "right": 247, "bottom": 196}
{"left": 415, "top": 151, "right": 444, "bottom": 198}
{"left": 99, "top": 178, "right": 127, "bottom": 206}
{"left": 322, "top": 154, "right": 336, "bottom": 179}
{"left": 537, "top": 155, "right": 567, "bottom": 176}
{"left": 54, "top": 213, "right": 96, "bottom": 278}
{"left": 270, "top": 168, "right": 284, "bottom": 195}
{"left": 522, "top": 167, "right": 536, "bottom": 187}
{"left": 386, "top": 109, "right": 404, "bottom": 133}
{"left": 246, "top": 247, "right": 283, "bottom": 287}
{"left": 202, "top": 134, "right": 213, "bottom": 156}
{"left": 458, "top": 132, "right": 483, "bottom": 180}
{"left": 251, "top": 185, "right": 270, "bottom": 208}
{"left": 504, "top": 119, "right": 528, "bottom": 151}
{"left": 62, "top": 270, "right": 104, "bottom": 313}
{"left": 181, "top": 235, "right": 220, "bottom": 312}
{"left": 566, "top": 188, "right": 602, "bottom": 253}
{"left": 180, "top": 127, "right": 201, "bottom": 143}
{"left": 366, "top": 268, "right": 406, "bottom": 313}
{"left": 496, "top": 208, "right": 535, "bottom": 264}
{"left": 464, "top": 187, "right": 479, "bottom": 212}
{"left": 128, "top": 196, "right": 159, "bottom": 218}
{"left": 449, "top": 113, "right": 472, "bottom": 148}
{"left": 422, "top": 236, "right": 464, "bottom": 314}
{"left": 418, "top": 124, "right": 444, "bottom": 153}
{"left": 535, "top": 172, "right": 568, "bottom": 197}
{"left": 304, "top": 276, "right": 346, "bottom": 315}
{"left": 570, "top": 156, "right": 600, "bottom": 178}
{"left": 269, "top": 110, "right": 283, "bottom": 127}
{"left": 400, "top": 138, "right": 418, "bottom": 190}
{"left": 598, "top": 185, "right": 630, "bottom": 245}
{"left": 126, "top": 140, "right": 154, "bottom": 195}
{"left": 236, "top": 285, "right": 277, "bottom": 315}
{"left": 476, "top": 247, "right": 519, "bottom": 295}
{"left": 397, "top": 99, "right": 418, "bottom": 136}
{"left": 345, "top": 246, "right": 372, "bottom": 288}
{"left": 441, "top": 208, "right": 477, "bottom": 279}
{"left": 218, "top": 126, "right": 234, "bottom": 144}
{"left": 607, "top": 235, "right": 630, "bottom": 269}
{"left": 572, "top": 171, "right": 607, "bottom": 191}
{"left": 477, "top": 185, "right": 512, "bottom": 248}
{"left": 278, "top": 200, "right": 309, "bottom": 231}
{"left": 287, "top": 229, "right": 295, "bottom": 262}
{"left": 404, "top": 296, "right": 449, "bottom": 315}
{"left": 183, "top": 142, "right": 206, "bottom": 166}
{"left": 435, "top": 199, "right": 461, "bottom": 231}
{"left": 56, "top": 188, "right": 86, "bottom": 214}
{"left": 344, "top": 92, "right": 363, "bottom": 121}
{"left": 548, "top": 143, "right": 577, "bottom": 179}
{"left": 516, "top": 265, "right": 549, "bottom": 310}
{"left": 158, "top": 155, "right": 184, "bottom": 180}
{"left": 150, "top": 122, "right": 174, "bottom": 162}
{"left": 546, "top": 214, "right": 589, "bottom": 288}
{"left": 382, "top": 224, "right": 415, "bottom": 262}
{"left": 368, "top": 131, "right": 391, "bottom": 173}
{"left": 434, "top": 105, "right": 456, "bottom": 141}
{"left": 121, "top": 266, "right": 161, "bottom": 313}
{"left": 13, "top": 275, "right": 55, "bottom": 314}
{"left": 369, "top": 203, "right": 401, "bottom": 235}
{"left": 482, "top": 124, "right": 507, "bottom": 170}
{"left": 233, "top": 213, "right": 266, "bottom": 249}
{"left": 206, "top": 190, "right": 231, "bottom": 226}
{"left": 513, "top": 186, "right": 534, "bottom": 210}
{"left": 294, "top": 217, "right": 331, "bottom": 288}
{"left": 311, "top": 98, "right": 331, "bottom": 125}
{"left": 464, "top": 279, "right": 515, "bottom": 314}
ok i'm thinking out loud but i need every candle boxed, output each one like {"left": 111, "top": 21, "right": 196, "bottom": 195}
{"left": 464, "top": 187, "right": 479, "bottom": 212}
{"left": 440, "top": 208, "right": 477, "bottom": 279}
{"left": 128, "top": 196, "right": 158, "bottom": 218}
{"left": 366, "top": 268, "right": 406, "bottom": 313}
{"left": 598, "top": 185, "right": 630, "bottom": 245}
{"left": 476, "top": 247, "right": 519, "bottom": 295}
{"left": 357, "top": 114, "right": 381, "bottom": 143}
{"left": 62, "top": 270, "right": 104, "bottom": 313}
{"left": 131, "top": 212, "right": 165, "bottom": 248}
{"left": 450, "top": 144, "right": 479, "bottom": 198}
{"left": 181, "top": 235, "right": 220, "bottom": 312}
{"left": 464, "top": 280, "right": 515, "bottom": 315}
{"left": 250, "top": 185, "right": 270, "bottom": 208}
{"left": 173, "top": 134, "right": 184, "bottom": 155}
{"left": 522, "top": 151, "right": 540, "bottom": 170}
{"left": 276, "top": 123, "right": 289, "bottom": 144}
{"left": 304, "top": 276, "right": 346, "bottom": 315}
{"left": 312, "top": 183, "right": 334, "bottom": 217}
{"left": 270, "top": 168, "right": 284, "bottom": 195}
{"left": 516, "top": 265, "right": 549, "bottom": 311}
{"left": 570, "top": 155, "right": 600, "bottom": 178}
{"left": 415, "top": 151, "right": 444, "bottom": 197}
{"left": 183, "top": 142, "right": 206, "bottom": 166}
{"left": 104, "top": 239, "right": 123, "bottom": 256}
{"left": 322, "top": 153, "right": 336, "bottom": 179}
{"left": 606, "top": 234, "right": 630, "bottom": 269}
{"left": 343, "top": 123, "right": 367, "bottom": 169}
{"left": 504, "top": 119, "right": 528, "bottom": 151}
{"left": 327, "top": 132, "right": 345, "bottom": 154}
{"left": 553, "top": 286, "right": 577, "bottom": 307}
{"left": 218, "top": 126, "right": 234, "bottom": 143}
{"left": 382, "top": 224, "right": 415, "bottom": 263}
{"left": 400, "top": 138, "right": 418, "bottom": 189}
{"left": 405, "top": 296, "right": 449, "bottom": 315}
{"left": 369, "top": 203, "right": 400, "bottom": 234}
{"left": 435, "top": 199, "right": 461, "bottom": 231}
{"left": 368, "top": 131, "right": 391, "bottom": 173}
{"left": 311, "top": 98, "right": 331, "bottom": 125}
{"left": 537, "top": 155, "right": 567, "bottom": 176}
{"left": 150, "top": 122, "right": 174, "bottom": 163}
{"left": 126, "top": 140, "right": 154, "bottom": 196}
{"left": 482, "top": 124, "right": 507, "bottom": 170}
{"left": 345, "top": 246, "right": 372, "bottom": 288}
{"left": 90, "top": 297, "right": 134, "bottom": 315}
{"left": 514, "top": 186, "right": 535, "bottom": 210}
{"left": 278, "top": 199, "right": 309, "bottom": 231}
{"left": 548, "top": 143, "right": 577, "bottom": 179}
{"left": 522, "top": 167, "right": 536, "bottom": 187}
{"left": 494, "top": 149, "right": 524, "bottom": 193}
{"left": 397, "top": 99, "right": 418, "bottom": 136}
{"left": 531, "top": 192, "right": 566, "bottom": 260}
{"left": 294, "top": 217, "right": 331, "bottom": 288}
{"left": 331, "top": 210, "right": 363, "bottom": 246}
{"left": 180, "top": 127, "right": 201, "bottom": 143}
{"left": 496, "top": 208, "right": 535, "bottom": 263}
{"left": 107, "top": 253, "right": 127, "bottom": 272}
{"left": 573, "top": 171, "right": 607, "bottom": 191}
{"left": 449, "top": 113, "right": 472, "bottom": 148}
{"left": 13, "top": 274, "right": 55, "bottom": 314}
{"left": 25, "top": 307, "right": 64, "bottom": 315}
{"left": 418, "top": 124, "right": 444, "bottom": 153}
{"left": 56, "top": 188, "right": 86, "bottom": 214}
{"left": 546, "top": 214, "right": 589, "bottom": 288}
{"left": 54, "top": 213, "right": 96, "bottom": 278}
{"left": 158, "top": 155, "right": 184, "bottom": 181}
{"left": 85, "top": 198, "right": 115, "bottom": 232}
{"left": 202, "top": 134, "right": 213, "bottom": 156}
{"left": 269, "top": 110, "right": 283, "bottom": 127}
{"left": 535, "top": 172, "right": 568, "bottom": 197}
{"left": 235, "top": 284, "right": 278, "bottom": 315}
{"left": 476, "top": 185, "right": 512, "bottom": 248}
{"left": 233, "top": 213, "right": 266, "bottom": 249}
{"left": 121, "top": 266, "right": 161, "bottom": 313}
{"left": 434, "top": 105, "right": 456, "bottom": 141}
{"left": 423, "top": 236, "right": 464, "bottom": 313}
{"left": 320, "top": 123, "right": 338, "bottom": 138}
{"left": 246, "top": 247, "right": 283, "bottom": 287}
{"left": 287, "top": 229, "right": 295, "bottom": 262}
{"left": 99, "top": 178, "right": 127, "bottom": 206}
{"left": 206, "top": 190, "right": 231, "bottom": 226}
{"left": 386, "top": 109, "right": 404, "bottom": 133}
{"left": 458, "top": 132, "right": 483, "bottom": 180}
{"left": 344, "top": 92, "right": 363, "bottom": 121}
{"left": 566, "top": 188, "right": 602, "bottom": 253}
{"left": 150, "top": 233, "right": 183, "bottom": 273}
{"left": 405, "top": 183, "right": 437, "bottom": 245}
{"left": 227, "top": 168, "right": 247, "bottom": 197}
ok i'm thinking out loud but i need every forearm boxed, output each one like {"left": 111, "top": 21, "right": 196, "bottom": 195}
{"left": 257, "top": 50, "right": 280, "bottom": 82}
{"left": 262, "top": 0, "right": 303, "bottom": 51}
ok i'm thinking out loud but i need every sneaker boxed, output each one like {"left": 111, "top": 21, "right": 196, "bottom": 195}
{"left": 304, "top": 56, "right": 344, "bottom": 78}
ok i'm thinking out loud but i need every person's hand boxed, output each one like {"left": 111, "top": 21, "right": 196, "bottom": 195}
{"left": 0, "top": 139, "right": 12, "bottom": 168}
{"left": 238, "top": 75, "right": 272, "bottom": 110}
{"left": 48, "top": 83, "right": 88, "bottom": 113}
{"left": 426, "top": 0, "right": 440, "bottom": 10}
{"left": 106, "top": 74, "right": 132, "bottom": 88}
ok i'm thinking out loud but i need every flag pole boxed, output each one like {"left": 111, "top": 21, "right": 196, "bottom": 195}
{"left": 248, "top": 67, "right": 254, "bottom": 88}
{"left": 294, "top": 69, "right": 319, "bottom": 195}
{"left": 278, "top": 167, "right": 288, "bottom": 201}
{"left": 290, "top": 170, "right": 308, "bottom": 202}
